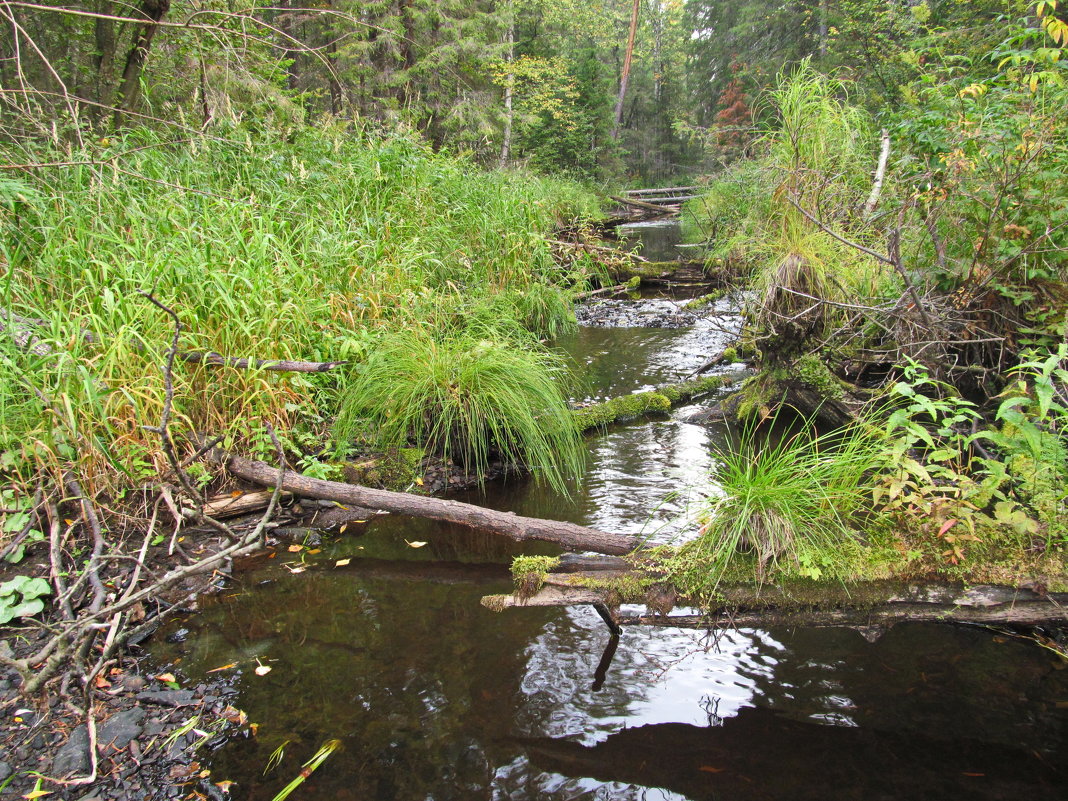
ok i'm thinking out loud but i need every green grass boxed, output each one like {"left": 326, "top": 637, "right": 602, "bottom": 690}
{"left": 664, "top": 415, "right": 886, "bottom": 596}
{"left": 0, "top": 126, "right": 600, "bottom": 495}
{"left": 333, "top": 328, "right": 585, "bottom": 493}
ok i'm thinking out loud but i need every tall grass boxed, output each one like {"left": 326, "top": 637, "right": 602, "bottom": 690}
{"left": 685, "top": 62, "right": 894, "bottom": 342}
{"left": 333, "top": 328, "right": 584, "bottom": 492}
{"left": 0, "top": 127, "right": 600, "bottom": 493}
{"left": 665, "top": 416, "right": 884, "bottom": 595}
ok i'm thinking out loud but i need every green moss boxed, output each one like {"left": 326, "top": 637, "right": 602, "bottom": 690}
{"left": 794, "top": 353, "right": 845, "bottom": 400}
{"left": 683, "top": 289, "right": 727, "bottom": 310}
{"left": 480, "top": 595, "right": 509, "bottom": 612}
{"left": 573, "top": 376, "right": 728, "bottom": 432}
{"left": 510, "top": 555, "right": 561, "bottom": 599}
{"left": 342, "top": 447, "right": 425, "bottom": 490}
{"left": 573, "top": 391, "right": 671, "bottom": 431}
{"left": 721, "top": 346, "right": 739, "bottom": 363}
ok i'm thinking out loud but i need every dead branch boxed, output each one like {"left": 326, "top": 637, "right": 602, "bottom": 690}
{"left": 212, "top": 448, "right": 640, "bottom": 556}
{"left": 862, "top": 128, "right": 891, "bottom": 220}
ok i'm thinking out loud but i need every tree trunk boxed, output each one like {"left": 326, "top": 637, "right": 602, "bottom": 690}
{"left": 113, "top": 0, "right": 170, "bottom": 125}
{"left": 214, "top": 450, "right": 640, "bottom": 555}
{"left": 92, "top": 0, "right": 117, "bottom": 112}
{"left": 612, "top": 0, "right": 640, "bottom": 139}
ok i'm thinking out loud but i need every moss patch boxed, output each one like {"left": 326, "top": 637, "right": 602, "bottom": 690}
{"left": 573, "top": 375, "right": 730, "bottom": 431}
{"left": 794, "top": 353, "right": 845, "bottom": 400}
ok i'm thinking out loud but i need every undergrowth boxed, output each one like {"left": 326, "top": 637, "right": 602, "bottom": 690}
{"left": 0, "top": 127, "right": 600, "bottom": 500}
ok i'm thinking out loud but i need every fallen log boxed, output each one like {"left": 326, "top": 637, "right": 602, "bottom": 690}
{"left": 625, "top": 186, "right": 699, "bottom": 196}
{"left": 1, "top": 311, "right": 347, "bottom": 373}
{"left": 199, "top": 489, "right": 292, "bottom": 519}
{"left": 213, "top": 450, "right": 640, "bottom": 556}
{"left": 177, "top": 352, "right": 347, "bottom": 373}
{"left": 610, "top": 195, "right": 677, "bottom": 215}
{"left": 481, "top": 579, "right": 1068, "bottom": 627}
{"left": 573, "top": 374, "right": 735, "bottom": 431}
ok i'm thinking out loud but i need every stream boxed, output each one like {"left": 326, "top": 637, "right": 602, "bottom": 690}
{"left": 150, "top": 225, "right": 1068, "bottom": 800}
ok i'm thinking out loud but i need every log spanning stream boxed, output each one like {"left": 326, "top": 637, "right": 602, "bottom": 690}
{"left": 150, "top": 224, "right": 1068, "bottom": 800}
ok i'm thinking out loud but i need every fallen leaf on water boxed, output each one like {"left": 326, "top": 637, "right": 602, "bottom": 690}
{"left": 207, "top": 663, "right": 238, "bottom": 674}
{"left": 287, "top": 544, "right": 303, "bottom": 552}
{"left": 215, "top": 780, "right": 237, "bottom": 793}
{"left": 254, "top": 662, "right": 272, "bottom": 677}
{"left": 405, "top": 540, "right": 427, "bottom": 548}
{"left": 220, "top": 706, "right": 248, "bottom": 726}
{"left": 284, "top": 565, "right": 305, "bottom": 574}
{"left": 249, "top": 722, "right": 260, "bottom": 736}
{"left": 155, "top": 672, "right": 177, "bottom": 684}
{"left": 308, "top": 548, "right": 321, "bottom": 555}
{"left": 699, "top": 766, "right": 725, "bottom": 773}
{"left": 335, "top": 558, "right": 351, "bottom": 567}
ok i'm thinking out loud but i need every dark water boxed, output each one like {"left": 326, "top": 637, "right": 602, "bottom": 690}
{"left": 151, "top": 226, "right": 1068, "bottom": 799}
{"left": 617, "top": 220, "right": 684, "bottom": 262}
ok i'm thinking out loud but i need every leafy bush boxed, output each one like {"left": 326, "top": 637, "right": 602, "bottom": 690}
{"left": 333, "top": 329, "right": 584, "bottom": 492}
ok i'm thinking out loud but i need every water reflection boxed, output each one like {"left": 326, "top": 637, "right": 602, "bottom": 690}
{"left": 149, "top": 284, "right": 1068, "bottom": 799}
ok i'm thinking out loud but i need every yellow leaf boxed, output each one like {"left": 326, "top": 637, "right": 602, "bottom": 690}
{"left": 215, "top": 780, "right": 237, "bottom": 792}
{"left": 307, "top": 548, "right": 321, "bottom": 555}
{"left": 339, "top": 523, "right": 348, "bottom": 533}
{"left": 405, "top": 540, "right": 427, "bottom": 548}
{"left": 155, "top": 672, "right": 177, "bottom": 684}
{"left": 206, "top": 663, "right": 238, "bottom": 674}
{"left": 415, "top": 476, "right": 424, "bottom": 486}
{"left": 287, "top": 544, "right": 303, "bottom": 552}
{"left": 335, "top": 558, "right": 351, "bottom": 567}
{"left": 23, "top": 790, "right": 51, "bottom": 799}
{"left": 254, "top": 663, "right": 271, "bottom": 677}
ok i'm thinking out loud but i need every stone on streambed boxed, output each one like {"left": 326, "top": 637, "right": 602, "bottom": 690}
{"left": 51, "top": 707, "right": 146, "bottom": 777}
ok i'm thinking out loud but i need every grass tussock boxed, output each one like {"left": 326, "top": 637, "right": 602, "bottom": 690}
{"left": 333, "top": 329, "right": 585, "bottom": 493}
{"left": 666, "top": 416, "right": 885, "bottom": 596}
{"left": 0, "top": 127, "right": 600, "bottom": 494}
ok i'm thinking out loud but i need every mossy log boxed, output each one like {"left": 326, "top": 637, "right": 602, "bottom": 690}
{"left": 213, "top": 449, "right": 640, "bottom": 555}
{"left": 573, "top": 374, "right": 735, "bottom": 431}
{"left": 482, "top": 578, "right": 1068, "bottom": 628}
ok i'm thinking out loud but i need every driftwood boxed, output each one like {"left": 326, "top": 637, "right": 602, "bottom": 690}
{"left": 200, "top": 490, "right": 292, "bottom": 519}
{"left": 483, "top": 577, "right": 1068, "bottom": 628}
{"left": 176, "top": 352, "right": 346, "bottom": 373}
{"left": 213, "top": 449, "right": 640, "bottom": 555}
